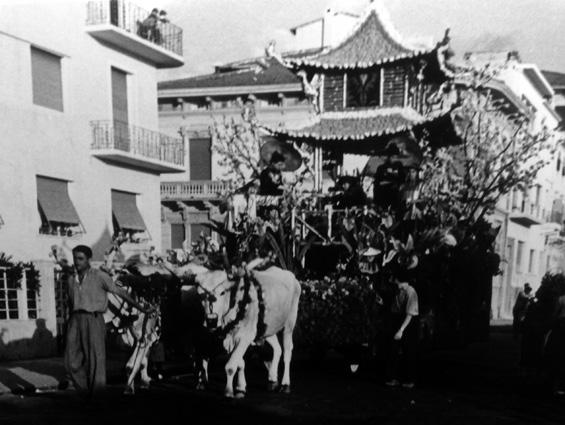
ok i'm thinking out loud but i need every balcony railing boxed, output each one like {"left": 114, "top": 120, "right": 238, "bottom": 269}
{"left": 161, "top": 181, "right": 232, "bottom": 200}
{"left": 91, "top": 120, "right": 184, "bottom": 171}
{"left": 86, "top": 0, "right": 183, "bottom": 57}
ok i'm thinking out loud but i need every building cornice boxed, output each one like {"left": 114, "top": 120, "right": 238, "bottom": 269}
{"left": 158, "top": 83, "right": 303, "bottom": 99}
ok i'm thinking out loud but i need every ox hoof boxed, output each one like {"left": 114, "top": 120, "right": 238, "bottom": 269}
{"left": 267, "top": 381, "right": 279, "bottom": 392}
{"left": 140, "top": 382, "right": 150, "bottom": 390}
{"left": 234, "top": 390, "right": 246, "bottom": 399}
{"left": 224, "top": 390, "right": 235, "bottom": 398}
{"left": 123, "top": 386, "right": 135, "bottom": 396}
{"left": 279, "top": 384, "right": 291, "bottom": 394}
{"left": 195, "top": 382, "right": 206, "bottom": 391}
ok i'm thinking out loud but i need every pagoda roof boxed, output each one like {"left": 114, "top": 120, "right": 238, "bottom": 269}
{"left": 286, "top": 4, "right": 450, "bottom": 71}
{"left": 264, "top": 108, "right": 457, "bottom": 154}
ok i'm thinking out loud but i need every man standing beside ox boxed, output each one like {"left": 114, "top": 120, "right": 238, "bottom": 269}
{"left": 64, "top": 245, "right": 151, "bottom": 397}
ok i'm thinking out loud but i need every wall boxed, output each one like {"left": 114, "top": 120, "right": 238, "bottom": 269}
{"left": 0, "top": 0, "right": 167, "bottom": 358}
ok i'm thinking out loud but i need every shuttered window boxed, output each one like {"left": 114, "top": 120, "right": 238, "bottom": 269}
{"left": 31, "top": 47, "right": 63, "bottom": 111}
{"left": 111, "top": 190, "right": 146, "bottom": 231}
{"left": 189, "top": 138, "right": 212, "bottom": 180}
{"left": 111, "top": 68, "right": 129, "bottom": 150}
{"left": 36, "top": 176, "right": 80, "bottom": 233}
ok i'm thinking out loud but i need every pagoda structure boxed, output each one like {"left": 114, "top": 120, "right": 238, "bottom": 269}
{"left": 266, "top": 1, "right": 458, "bottom": 191}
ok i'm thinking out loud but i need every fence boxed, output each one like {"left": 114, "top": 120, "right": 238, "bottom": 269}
{"left": 161, "top": 180, "right": 232, "bottom": 200}
{"left": 91, "top": 120, "right": 185, "bottom": 167}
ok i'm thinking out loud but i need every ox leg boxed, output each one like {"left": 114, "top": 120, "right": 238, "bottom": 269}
{"left": 234, "top": 359, "right": 247, "bottom": 399}
{"left": 224, "top": 339, "right": 251, "bottom": 398}
{"left": 264, "top": 335, "right": 281, "bottom": 391}
{"left": 280, "top": 330, "right": 294, "bottom": 393}
{"left": 124, "top": 344, "right": 141, "bottom": 395}
{"left": 139, "top": 347, "right": 152, "bottom": 389}
{"left": 196, "top": 357, "right": 209, "bottom": 391}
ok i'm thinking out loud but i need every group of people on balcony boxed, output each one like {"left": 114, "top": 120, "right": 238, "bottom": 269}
{"left": 137, "top": 8, "right": 169, "bottom": 45}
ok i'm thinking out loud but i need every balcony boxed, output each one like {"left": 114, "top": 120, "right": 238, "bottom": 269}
{"left": 161, "top": 181, "right": 232, "bottom": 201}
{"left": 510, "top": 203, "right": 542, "bottom": 227}
{"left": 91, "top": 120, "right": 185, "bottom": 173}
{"left": 86, "top": 0, "right": 184, "bottom": 68}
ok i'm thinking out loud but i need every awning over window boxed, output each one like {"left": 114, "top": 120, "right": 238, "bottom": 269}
{"left": 111, "top": 190, "right": 146, "bottom": 231}
{"left": 36, "top": 176, "right": 80, "bottom": 224}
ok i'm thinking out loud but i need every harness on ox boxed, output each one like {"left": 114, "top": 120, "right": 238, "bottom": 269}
{"left": 196, "top": 271, "right": 267, "bottom": 343}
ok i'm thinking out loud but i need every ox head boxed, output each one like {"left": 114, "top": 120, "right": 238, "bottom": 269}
{"left": 181, "top": 264, "right": 234, "bottom": 331}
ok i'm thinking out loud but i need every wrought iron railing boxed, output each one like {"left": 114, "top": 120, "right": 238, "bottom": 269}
{"left": 161, "top": 181, "right": 232, "bottom": 200}
{"left": 86, "top": 0, "right": 183, "bottom": 56}
{"left": 91, "top": 120, "right": 185, "bottom": 167}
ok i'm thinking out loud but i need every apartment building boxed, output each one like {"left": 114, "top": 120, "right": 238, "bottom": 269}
{"left": 463, "top": 53, "right": 565, "bottom": 319}
{"left": 0, "top": 0, "right": 185, "bottom": 359}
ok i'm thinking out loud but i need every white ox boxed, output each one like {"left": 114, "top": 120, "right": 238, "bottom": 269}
{"left": 180, "top": 263, "right": 301, "bottom": 398}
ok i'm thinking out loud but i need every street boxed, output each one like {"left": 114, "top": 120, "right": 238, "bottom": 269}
{"left": 1, "top": 327, "right": 564, "bottom": 425}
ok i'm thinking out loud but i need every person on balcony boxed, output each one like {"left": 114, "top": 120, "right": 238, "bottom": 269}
{"left": 154, "top": 10, "right": 169, "bottom": 45}
{"left": 137, "top": 8, "right": 159, "bottom": 41}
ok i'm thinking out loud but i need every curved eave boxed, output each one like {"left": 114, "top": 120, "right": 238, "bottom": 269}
{"left": 266, "top": 123, "right": 419, "bottom": 142}
{"left": 286, "top": 48, "right": 436, "bottom": 71}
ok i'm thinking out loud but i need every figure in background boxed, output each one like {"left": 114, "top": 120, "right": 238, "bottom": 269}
{"left": 373, "top": 144, "right": 406, "bottom": 212}
{"left": 259, "top": 151, "right": 285, "bottom": 196}
{"left": 384, "top": 262, "right": 420, "bottom": 389}
{"left": 334, "top": 176, "right": 367, "bottom": 209}
{"left": 512, "top": 283, "right": 533, "bottom": 339}
{"left": 543, "top": 279, "right": 565, "bottom": 395}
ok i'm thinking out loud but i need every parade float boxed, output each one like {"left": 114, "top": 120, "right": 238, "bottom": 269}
{"left": 198, "top": 2, "right": 554, "bottom": 362}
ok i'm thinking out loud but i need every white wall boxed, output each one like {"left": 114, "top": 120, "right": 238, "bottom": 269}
{"left": 0, "top": 0, "right": 167, "bottom": 356}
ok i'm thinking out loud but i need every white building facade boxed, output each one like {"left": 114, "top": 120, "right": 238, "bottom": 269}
{"left": 473, "top": 56, "right": 565, "bottom": 319}
{"left": 0, "top": 0, "right": 185, "bottom": 359}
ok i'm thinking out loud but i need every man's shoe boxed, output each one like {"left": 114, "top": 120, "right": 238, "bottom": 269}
{"left": 385, "top": 379, "right": 400, "bottom": 387}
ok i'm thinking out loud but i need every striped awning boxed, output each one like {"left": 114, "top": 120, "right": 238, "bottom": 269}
{"left": 111, "top": 190, "right": 146, "bottom": 231}
{"left": 36, "top": 176, "right": 80, "bottom": 225}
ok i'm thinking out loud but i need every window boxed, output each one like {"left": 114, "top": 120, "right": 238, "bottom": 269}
{"left": 171, "top": 223, "right": 185, "bottom": 249}
{"left": 516, "top": 241, "right": 524, "bottom": 273}
{"left": 31, "top": 46, "right": 63, "bottom": 111}
{"left": 37, "top": 176, "right": 81, "bottom": 236}
{"left": 346, "top": 71, "right": 380, "bottom": 108}
{"left": 0, "top": 267, "right": 39, "bottom": 320}
{"left": 528, "top": 249, "right": 535, "bottom": 273}
{"left": 539, "top": 251, "right": 545, "bottom": 275}
{"left": 558, "top": 152, "right": 562, "bottom": 172}
{"left": 0, "top": 268, "right": 19, "bottom": 319}
{"left": 189, "top": 138, "right": 212, "bottom": 180}
{"left": 111, "top": 190, "right": 147, "bottom": 242}
{"left": 111, "top": 67, "right": 130, "bottom": 150}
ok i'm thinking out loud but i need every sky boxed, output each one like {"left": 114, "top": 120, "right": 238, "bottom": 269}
{"left": 145, "top": 0, "right": 565, "bottom": 82}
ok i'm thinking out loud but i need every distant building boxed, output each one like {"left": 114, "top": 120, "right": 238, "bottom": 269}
{"left": 157, "top": 8, "right": 363, "bottom": 250}
{"left": 463, "top": 53, "right": 565, "bottom": 319}
{"left": 0, "top": 0, "right": 185, "bottom": 359}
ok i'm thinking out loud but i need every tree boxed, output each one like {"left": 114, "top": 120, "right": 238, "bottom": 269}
{"left": 210, "top": 102, "right": 263, "bottom": 187}
{"left": 418, "top": 68, "right": 555, "bottom": 225}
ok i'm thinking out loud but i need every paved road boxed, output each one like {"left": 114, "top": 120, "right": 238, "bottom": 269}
{"left": 0, "top": 328, "right": 564, "bottom": 425}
